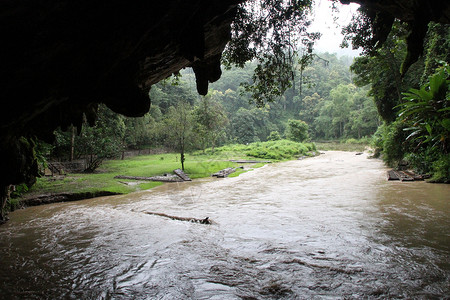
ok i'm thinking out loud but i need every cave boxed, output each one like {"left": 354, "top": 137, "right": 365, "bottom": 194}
{"left": 1, "top": 0, "right": 449, "bottom": 219}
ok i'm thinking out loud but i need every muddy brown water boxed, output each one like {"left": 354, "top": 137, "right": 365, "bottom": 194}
{"left": 0, "top": 151, "right": 448, "bottom": 299}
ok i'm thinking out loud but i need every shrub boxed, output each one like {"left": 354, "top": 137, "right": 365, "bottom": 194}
{"left": 430, "top": 154, "right": 450, "bottom": 183}
{"left": 285, "top": 119, "right": 309, "bottom": 143}
{"left": 267, "top": 131, "right": 281, "bottom": 141}
{"left": 372, "top": 120, "right": 408, "bottom": 166}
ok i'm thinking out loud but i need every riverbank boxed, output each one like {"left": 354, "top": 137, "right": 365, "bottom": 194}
{"left": 10, "top": 140, "right": 319, "bottom": 213}
{"left": 12, "top": 153, "right": 252, "bottom": 207}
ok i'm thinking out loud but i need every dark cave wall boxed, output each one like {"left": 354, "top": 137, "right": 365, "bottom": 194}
{"left": 0, "top": 0, "right": 242, "bottom": 206}
{"left": 0, "top": 0, "right": 449, "bottom": 220}
{"left": 0, "top": 1, "right": 241, "bottom": 140}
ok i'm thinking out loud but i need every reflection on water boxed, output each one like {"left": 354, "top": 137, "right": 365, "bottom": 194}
{"left": 0, "top": 151, "right": 448, "bottom": 299}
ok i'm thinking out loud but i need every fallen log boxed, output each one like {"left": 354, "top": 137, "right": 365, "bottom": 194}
{"left": 229, "top": 160, "right": 271, "bottom": 163}
{"left": 403, "top": 170, "right": 424, "bottom": 181}
{"left": 114, "top": 175, "right": 183, "bottom": 182}
{"left": 387, "top": 170, "right": 399, "bottom": 180}
{"left": 173, "top": 169, "right": 191, "bottom": 181}
{"left": 138, "top": 211, "right": 213, "bottom": 224}
{"left": 212, "top": 167, "right": 236, "bottom": 178}
{"left": 387, "top": 169, "right": 423, "bottom": 181}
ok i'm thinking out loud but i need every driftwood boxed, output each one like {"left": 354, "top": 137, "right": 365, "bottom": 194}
{"left": 173, "top": 169, "right": 191, "bottom": 181}
{"left": 212, "top": 167, "right": 236, "bottom": 178}
{"left": 115, "top": 169, "right": 192, "bottom": 183}
{"left": 387, "top": 170, "right": 424, "bottom": 181}
{"left": 138, "top": 211, "right": 212, "bottom": 224}
{"left": 229, "top": 159, "right": 271, "bottom": 163}
{"left": 114, "top": 175, "right": 183, "bottom": 182}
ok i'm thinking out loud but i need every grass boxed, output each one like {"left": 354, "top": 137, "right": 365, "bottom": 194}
{"left": 203, "top": 139, "right": 317, "bottom": 161}
{"left": 21, "top": 140, "right": 318, "bottom": 199}
{"left": 22, "top": 151, "right": 262, "bottom": 198}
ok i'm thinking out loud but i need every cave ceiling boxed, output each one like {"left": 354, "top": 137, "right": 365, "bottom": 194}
{"left": 0, "top": 0, "right": 449, "bottom": 188}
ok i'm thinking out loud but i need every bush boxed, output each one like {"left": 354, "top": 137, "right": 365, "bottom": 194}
{"left": 404, "top": 148, "right": 437, "bottom": 175}
{"left": 430, "top": 154, "right": 450, "bottom": 183}
{"left": 285, "top": 119, "right": 309, "bottom": 143}
{"left": 207, "top": 140, "right": 317, "bottom": 160}
{"left": 10, "top": 183, "right": 29, "bottom": 199}
{"left": 372, "top": 120, "right": 408, "bottom": 166}
{"left": 304, "top": 142, "right": 317, "bottom": 152}
{"left": 344, "top": 138, "right": 358, "bottom": 144}
{"left": 267, "top": 131, "right": 281, "bottom": 141}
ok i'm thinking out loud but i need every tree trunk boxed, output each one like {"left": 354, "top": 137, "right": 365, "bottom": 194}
{"left": 181, "top": 150, "right": 185, "bottom": 171}
{"left": 70, "top": 126, "right": 75, "bottom": 161}
{"left": 0, "top": 185, "right": 10, "bottom": 222}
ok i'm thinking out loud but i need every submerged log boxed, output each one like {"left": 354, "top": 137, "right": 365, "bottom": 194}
{"left": 139, "top": 211, "right": 213, "bottom": 224}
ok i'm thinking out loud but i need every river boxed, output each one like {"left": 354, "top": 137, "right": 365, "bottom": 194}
{"left": 0, "top": 151, "right": 448, "bottom": 299}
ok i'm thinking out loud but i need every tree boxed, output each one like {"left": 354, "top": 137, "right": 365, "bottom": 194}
{"left": 421, "top": 23, "right": 450, "bottom": 82}
{"left": 223, "top": 0, "right": 320, "bottom": 105}
{"left": 77, "top": 105, "right": 126, "bottom": 172}
{"left": 299, "top": 92, "right": 323, "bottom": 127}
{"left": 230, "top": 108, "right": 260, "bottom": 144}
{"left": 51, "top": 104, "right": 126, "bottom": 171}
{"left": 330, "top": 84, "right": 354, "bottom": 137}
{"left": 285, "top": 119, "right": 309, "bottom": 142}
{"left": 349, "top": 21, "right": 424, "bottom": 123}
{"left": 164, "top": 101, "right": 194, "bottom": 171}
{"left": 350, "top": 18, "right": 450, "bottom": 180}
{"left": 345, "top": 87, "right": 380, "bottom": 138}
{"left": 192, "top": 91, "right": 229, "bottom": 152}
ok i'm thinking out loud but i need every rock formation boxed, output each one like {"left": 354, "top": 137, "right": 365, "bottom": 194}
{"left": 0, "top": 0, "right": 449, "bottom": 220}
{"left": 340, "top": 0, "right": 450, "bottom": 73}
{"left": 0, "top": 0, "right": 242, "bottom": 218}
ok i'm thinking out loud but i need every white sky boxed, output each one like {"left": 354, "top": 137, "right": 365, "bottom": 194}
{"left": 309, "top": 0, "right": 361, "bottom": 57}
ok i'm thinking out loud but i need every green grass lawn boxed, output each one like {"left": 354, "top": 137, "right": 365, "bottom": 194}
{"left": 22, "top": 140, "right": 317, "bottom": 198}
{"left": 23, "top": 152, "right": 257, "bottom": 198}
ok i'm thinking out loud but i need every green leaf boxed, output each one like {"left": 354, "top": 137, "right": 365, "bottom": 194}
{"left": 425, "top": 124, "right": 432, "bottom": 135}
{"left": 405, "top": 130, "right": 423, "bottom": 141}
{"left": 429, "top": 69, "right": 447, "bottom": 96}
{"left": 437, "top": 107, "right": 450, "bottom": 112}
{"left": 440, "top": 118, "right": 450, "bottom": 131}
{"left": 398, "top": 107, "right": 432, "bottom": 118}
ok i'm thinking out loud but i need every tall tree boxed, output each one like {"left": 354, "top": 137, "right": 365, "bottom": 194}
{"left": 192, "top": 92, "right": 229, "bottom": 152}
{"left": 350, "top": 21, "right": 423, "bottom": 122}
{"left": 223, "top": 0, "right": 320, "bottom": 105}
{"left": 164, "top": 101, "right": 194, "bottom": 171}
{"left": 77, "top": 104, "right": 126, "bottom": 172}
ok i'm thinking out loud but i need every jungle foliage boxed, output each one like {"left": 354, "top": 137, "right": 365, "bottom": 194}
{"left": 347, "top": 16, "right": 450, "bottom": 182}
{"left": 223, "top": 0, "right": 320, "bottom": 105}
{"left": 47, "top": 51, "right": 378, "bottom": 172}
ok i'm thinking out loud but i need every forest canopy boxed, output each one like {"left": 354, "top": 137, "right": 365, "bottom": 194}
{"left": 48, "top": 1, "right": 449, "bottom": 182}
